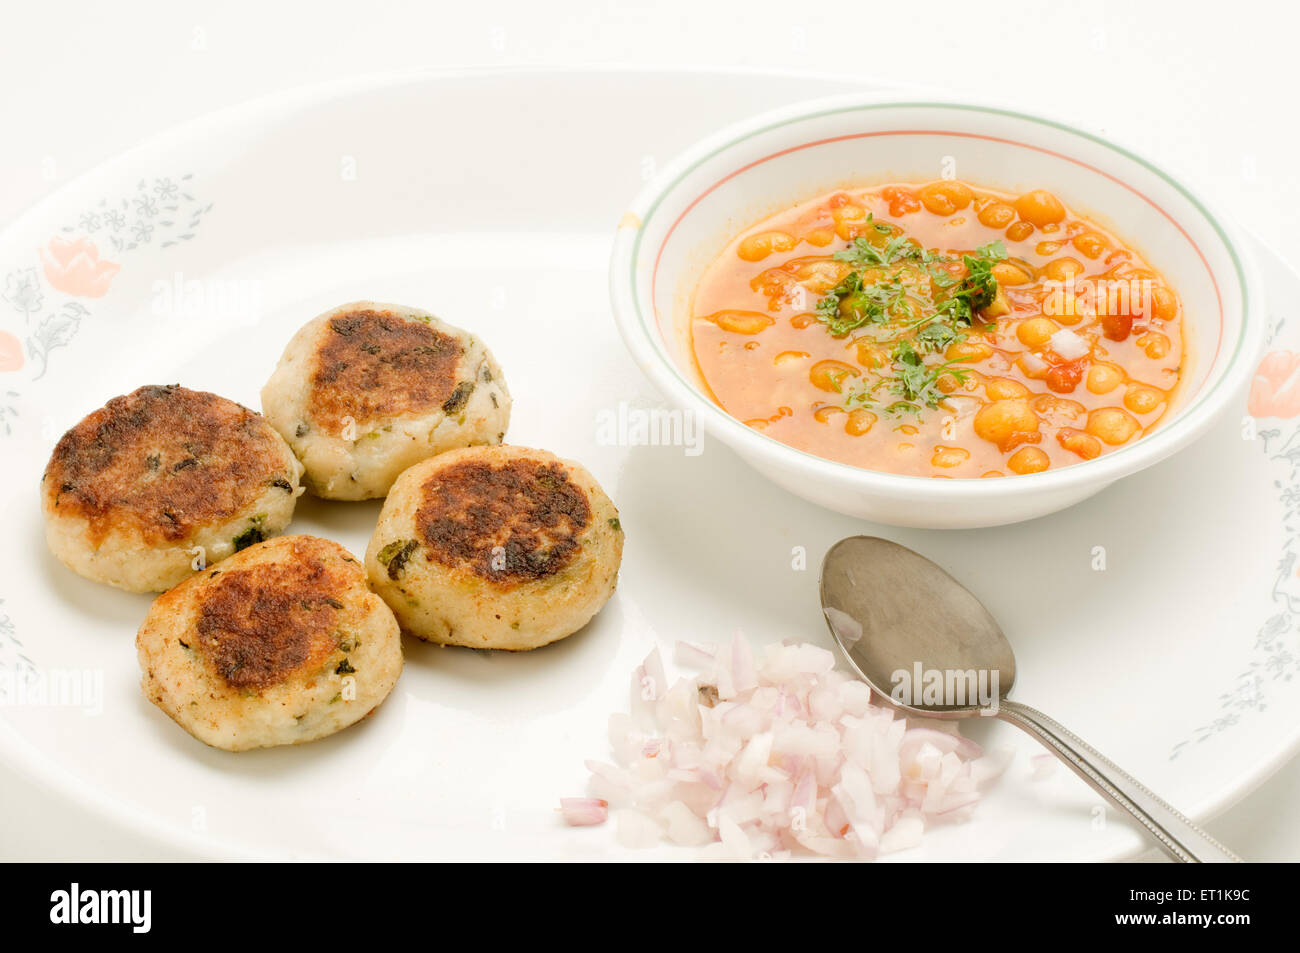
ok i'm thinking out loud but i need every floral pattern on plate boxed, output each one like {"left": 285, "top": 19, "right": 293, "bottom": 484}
{"left": 0, "top": 173, "right": 212, "bottom": 399}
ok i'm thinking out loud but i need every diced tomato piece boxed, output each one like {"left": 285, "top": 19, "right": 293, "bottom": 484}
{"left": 1101, "top": 312, "right": 1133, "bottom": 341}
{"left": 882, "top": 186, "right": 922, "bottom": 217}
{"left": 1046, "top": 359, "right": 1085, "bottom": 393}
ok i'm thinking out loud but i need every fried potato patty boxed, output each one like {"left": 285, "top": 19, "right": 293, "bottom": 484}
{"left": 137, "top": 535, "right": 403, "bottom": 751}
{"left": 261, "top": 301, "right": 511, "bottom": 500}
{"left": 42, "top": 384, "right": 303, "bottom": 592}
{"left": 365, "top": 445, "right": 623, "bottom": 651}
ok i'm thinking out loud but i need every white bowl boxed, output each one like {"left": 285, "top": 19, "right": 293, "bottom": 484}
{"left": 609, "top": 93, "right": 1266, "bottom": 528}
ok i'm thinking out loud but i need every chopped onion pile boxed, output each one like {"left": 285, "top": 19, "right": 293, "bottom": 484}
{"left": 566, "top": 635, "right": 1010, "bottom": 860}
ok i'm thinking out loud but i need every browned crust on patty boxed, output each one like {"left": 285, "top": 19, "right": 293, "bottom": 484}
{"left": 193, "top": 537, "right": 352, "bottom": 690}
{"left": 308, "top": 309, "right": 465, "bottom": 432}
{"left": 413, "top": 458, "right": 592, "bottom": 583}
{"left": 43, "top": 384, "right": 292, "bottom": 545}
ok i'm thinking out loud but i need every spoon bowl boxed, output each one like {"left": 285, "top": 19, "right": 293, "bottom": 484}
{"left": 819, "top": 534, "right": 1240, "bottom": 863}
{"left": 821, "top": 536, "right": 1015, "bottom": 716}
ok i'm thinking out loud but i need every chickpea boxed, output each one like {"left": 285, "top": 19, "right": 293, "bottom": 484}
{"left": 945, "top": 340, "right": 993, "bottom": 363}
{"left": 794, "top": 259, "right": 850, "bottom": 291}
{"left": 935, "top": 372, "right": 968, "bottom": 394}
{"left": 1086, "top": 407, "right": 1140, "bottom": 445}
{"left": 845, "top": 408, "right": 877, "bottom": 436}
{"left": 1072, "top": 232, "right": 1108, "bottom": 259}
{"left": 974, "top": 399, "right": 1041, "bottom": 452}
{"left": 804, "top": 228, "right": 835, "bottom": 247}
{"left": 982, "top": 287, "right": 1012, "bottom": 319}
{"left": 931, "top": 446, "right": 970, "bottom": 468}
{"left": 986, "top": 378, "right": 1030, "bottom": 400}
{"left": 1057, "top": 427, "right": 1102, "bottom": 460}
{"left": 1086, "top": 362, "right": 1125, "bottom": 395}
{"left": 809, "top": 359, "right": 860, "bottom": 393}
{"left": 832, "top": 202, "right": 869, "bottom": 241}
{"left": 1045, "top": 289, "right": 1085, "bottom": 324}
{"left": 1043, "top": 257, "right": 1084, "bottom": 282}
{"left": 738, "top": 234, "right": 772, "bottom": 262}
{"left": 993, "top": 261, "right": 1032, "bottom": 286}
{"left": 1006, "top": 220, "right": 1035, "bottom": 242}
{"left": 1017, "top": 316, "right": 1058, "bottom": 347}
{"left": 712, "top": 311, "right": 773, "bottom": 334}
{"left": 855, "top": 341, "right": 890, "bottom": 369}
{"left": 1137, "top": 331, "right": 1171, "bottom": 359}
{"left": 738, "top": 231, "right": 797, "bottom": 262}
{"left": 1007, "top": 446, "right": 1051, "bottom": 474}
{"left": 977, "top": 203, "right": 1016, "bottom": 228}
{"left": 831, "top": 203, "right": 867, "bottom": 224}
{"left": 1151, "top": 286, "right": 1178, "bottom": 321}
{"left": 1013, "top": 190, "right": 1066, "bottom": 227}
{"left": 1032, "top": 394, "right": 1085, "bottom": 423}
{"left": 1124, "top": 384, "right": 1165, "bottom": 415}
{"left": 918, "top": 181, "right": 974, "bottom": 216}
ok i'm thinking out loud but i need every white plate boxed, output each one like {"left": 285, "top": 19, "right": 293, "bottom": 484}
{"left": 0, "top": 67, "right": 1295, "bottom": 861}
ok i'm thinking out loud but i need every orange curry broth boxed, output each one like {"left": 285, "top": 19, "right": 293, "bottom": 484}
{"left": 690, "top": 181, "right": 1184, "bottom": 478}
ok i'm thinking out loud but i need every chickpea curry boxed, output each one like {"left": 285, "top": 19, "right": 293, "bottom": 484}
{"left": 691, "top": 181, "right": 1184, "bottom": 478}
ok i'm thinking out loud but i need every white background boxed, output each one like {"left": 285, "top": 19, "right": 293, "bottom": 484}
{"left": 2, "top": 0, "right": 1297, "bottom": 861}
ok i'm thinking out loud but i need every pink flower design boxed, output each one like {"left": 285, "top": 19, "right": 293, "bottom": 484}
{"left": 38, "top": 236, "right": 120, "bottom": 298}
{"left": 1248, "top": 351, "right": 1300, "bottom": 419}
{"left": 0, "top": 330, "right": 22, "bottom": 372}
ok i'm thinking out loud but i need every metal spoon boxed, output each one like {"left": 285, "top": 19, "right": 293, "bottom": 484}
{"left": 819, "top": 535, "right": 1239, "bottom": 864}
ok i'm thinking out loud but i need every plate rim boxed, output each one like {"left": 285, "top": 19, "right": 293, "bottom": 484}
{"left": 1, "top": 63, "right": 1293, "bottom": 862}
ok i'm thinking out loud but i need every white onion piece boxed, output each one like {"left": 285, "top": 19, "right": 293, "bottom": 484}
{"left": 560, "top": 798, "right": 609, "bottom": 826}
{"left": 674, "top": 640, "right": 718, "bottom": 670}
{"left": 615, "top": 809, "right": 663, "bottom": 848}
{"left": 570, "top": 642, "right": 1003, "bottom": 858}
{"left": 1049, "top": 328, "right": 1090, "bottom": 361}
{"left": 662, "top": 800, "right": 713, "bottom": 846}
{"left": 1020, "top": 352, "right": 1049, "bottom": 375}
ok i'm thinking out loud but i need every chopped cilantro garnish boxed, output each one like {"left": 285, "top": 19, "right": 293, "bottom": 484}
{"left": 827, "top": 237, "right": 1005, "bottom": 417}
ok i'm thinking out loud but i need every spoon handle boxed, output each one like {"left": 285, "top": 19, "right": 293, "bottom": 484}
{"left": 995, "top": 700, "right": 1240, "bottom": 863}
